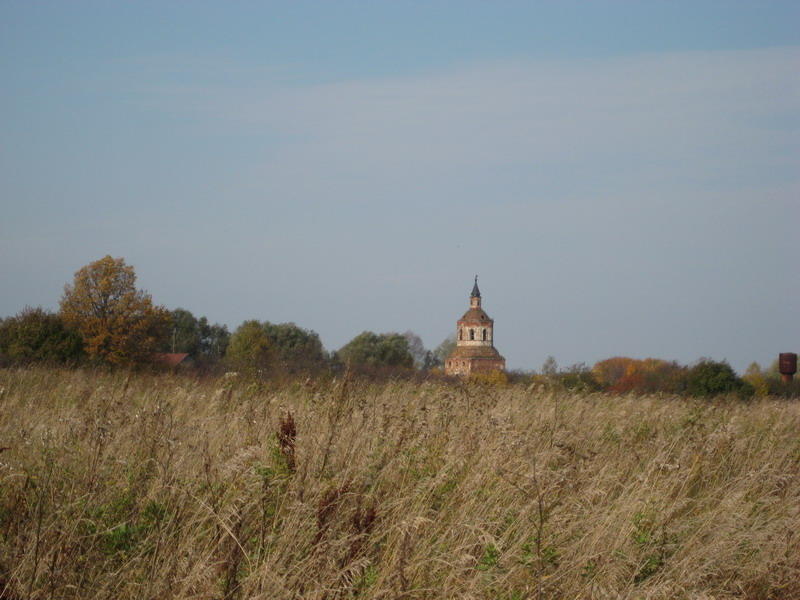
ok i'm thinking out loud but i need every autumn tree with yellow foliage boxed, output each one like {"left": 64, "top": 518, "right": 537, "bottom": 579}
{"left": 59, "top": 256, "right": 170, "bottom": 366}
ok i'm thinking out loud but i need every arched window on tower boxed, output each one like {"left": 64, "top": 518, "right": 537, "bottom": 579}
{"left": 459, "top": 329, "right": 463, "bottom": 341}
{"left": 482, "top": 329, "right": 487, "bottom": 341}
{"left": 469, "top": 329, "right": 475, "bottom": 340}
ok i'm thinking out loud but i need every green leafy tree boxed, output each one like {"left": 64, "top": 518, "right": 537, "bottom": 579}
{"left": 557, "top": 362, "right": 601, "bottom": 392}
{"left": 59, "top": 256, "right": 170, "bottom": 366}
{"left": 262, "top": 322, "right": 327, "bottom": 373}
{"left": 159, "top": 308, "right": 230, "bottom": 359}
{"left": 337, "top": 331, "right": 414, "bottom": 370}
{"left": 686, "top": 359, "right": 752, "bottom": 398}
{"left": 227, "top": 320, "right": 326, "bottom": 375}
{"left": 161, "top": 308, "right": 201, "bottom": 354}
{"left": 0, "top": 306, "right": 84, "bottom": 364}
{"left": 226, "top": 320, "right": 273, "bottom": 372}
{"left": 430, "top": 334, "right": 456, "bottom": 370}
{"left": 200, "top": 318, "right": 230, "bottom": 359}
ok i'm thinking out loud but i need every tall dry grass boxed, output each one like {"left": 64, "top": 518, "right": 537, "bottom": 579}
{"left": 1, "top": 367, "right": 798, "bottom": 599}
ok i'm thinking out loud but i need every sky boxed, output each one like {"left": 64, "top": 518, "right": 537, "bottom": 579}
{"left": 1, "top": 1, "right": 798, "bottom": 374}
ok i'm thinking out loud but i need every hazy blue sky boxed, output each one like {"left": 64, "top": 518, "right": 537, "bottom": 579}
{"left": 2, "top": 1, "right": 798, "bottom": 374}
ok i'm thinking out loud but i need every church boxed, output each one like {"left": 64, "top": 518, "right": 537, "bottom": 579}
{"left": 444, "top": 277, "right": 506, "bottom": 376}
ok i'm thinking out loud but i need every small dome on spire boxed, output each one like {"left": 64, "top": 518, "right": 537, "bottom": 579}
{"left": 471, "top": 276, "right": 481, "bottom": 298}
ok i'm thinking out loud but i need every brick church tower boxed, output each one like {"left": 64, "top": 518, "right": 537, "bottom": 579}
{"left": 444, "top": 277, "right": 506, "bottom": 376}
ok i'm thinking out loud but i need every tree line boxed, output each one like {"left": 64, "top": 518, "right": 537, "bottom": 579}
{"left": 0, "top": 256, "right": 451, "bottom": 377}
{"left": 512, "top": 355, "right": 796, "bottom": 399}
{"left": 1, "top": 255, "right": 794, "bottom": 397}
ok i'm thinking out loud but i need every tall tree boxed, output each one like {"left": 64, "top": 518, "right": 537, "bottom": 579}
{"left": 262, "top": 322, "right": 327, "bottom": 373}
{"left": 158, "top": 308, "right": 230, "bottom": 359}
{"left": 337, "top": 331, "right": 413, "bottom": 369}
{"left": 198, "top": 318, "right": 230, "bottom": 358}
{"left": 162, "top": 308, "right": 201, "bottom": 354}
{"left": 429, "top": 334, "right": 456, "bottom": 371}
{"left": 403, "top": 331, "right": 427, "bottom": 370}
{"left": 226, "top": 320, "right": 326, "bottom": 375}
{"left": 592, "top": 356, "right": 640, "bottom": 389}
{"left": 742, "top": 362, "right": 770, "bottom": 397}
{"left": 541, "top": 356, "right": 559, "bottom": 377}
{"left": 226, "top": 320, "right": 273, "bottom": 372}
{"left": 0, "top": 306, "right": 84, "bottom": 364}
{"left": 59, "top": 255, "right": 170, "bottom": 366}
{"left": 637, "top": 358, "right": 687, "bottom": 394}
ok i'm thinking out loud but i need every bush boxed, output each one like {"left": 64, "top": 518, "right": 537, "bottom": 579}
{"left": 468, "top": 369, "right": 509, "bottom": 386}
{"left": 686, "top": 359, "right": 752, "bottom": 399}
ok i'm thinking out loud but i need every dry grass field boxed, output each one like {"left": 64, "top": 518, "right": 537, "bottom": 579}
{"left": 1, "top": 367, "right": 799, "bottom": 599}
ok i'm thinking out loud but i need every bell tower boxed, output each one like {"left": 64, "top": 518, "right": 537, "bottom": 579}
{"left": 445, "top": 277, "right": 506, "bottom": 376}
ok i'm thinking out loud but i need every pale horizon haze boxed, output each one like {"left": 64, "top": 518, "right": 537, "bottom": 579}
{"left": 1, "top": 1, "right": 798, "bottom": 374}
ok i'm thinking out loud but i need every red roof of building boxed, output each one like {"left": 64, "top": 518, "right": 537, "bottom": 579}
{"left": 154, "top": 353, "right": 190, "bottom": 367}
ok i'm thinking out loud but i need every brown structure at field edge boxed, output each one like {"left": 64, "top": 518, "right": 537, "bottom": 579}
{"left": 444, "top": 277, "right": 506, "bottom": 376}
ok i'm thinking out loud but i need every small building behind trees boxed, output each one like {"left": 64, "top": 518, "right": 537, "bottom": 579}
{"left": 153, "top": 353, "right": 194, "bottom": 370}
{"left": 444, "top": 277, "right": 506, "bottom": 376}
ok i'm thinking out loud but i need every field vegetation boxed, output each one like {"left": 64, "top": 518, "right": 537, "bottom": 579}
{"left": 1, "top": 367, "right": 799, "bottom": 599}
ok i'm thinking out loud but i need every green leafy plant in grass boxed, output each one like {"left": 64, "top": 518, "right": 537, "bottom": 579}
{"left": 140, "top": 500, "right": 168, "bottom": 530}
{"left": 521, "top": 536, "right": 559, "bottom": 570}
{"left": 104, "top": 499, "right": 168, "bottom": 555}
{"left": 400, "top": 445, "right": 440, "bottom": 481}
{"left": 635, "top": 554, "right": 664, "bottom": 584}
{"left": 581, "top": 558, "right": 598, "bottom": 580}
{"left": 254, "top": 463, "right": 276, "bottom": 482}
{"left": 477, "top": 544, "right": 500, "bottom": 571}
{"left": 254, "top": 457, "right": 288, "bottom": 548}
{"left": 631, "top": 511, "right": 652, "bottom": 546}
{"left": 351, "top": 564, "right": 378, "bottom": 596}
{"left": 253, "top": 462, "right": 284, "bottom": 555}
{"left": 82, "top": 495, "right": 169, "bottom": 557}
{"left": 430, "top": 475, "right": 460, "bottom": 512}
{"left": 103, "top": 522, "right": 139, "bottom": 554}
{"left": 268, "top": 434, "right": 295, "bottom": 478}
{"left": 475, "top": 486, "right": 492, "bottom": 500}
{"left": 630, "top": 507, "right": 674, "bottom": 584}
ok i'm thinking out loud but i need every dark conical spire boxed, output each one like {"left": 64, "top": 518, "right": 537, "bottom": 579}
{"left": 471, "top": 275, "right": 481, "bottom": 298}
